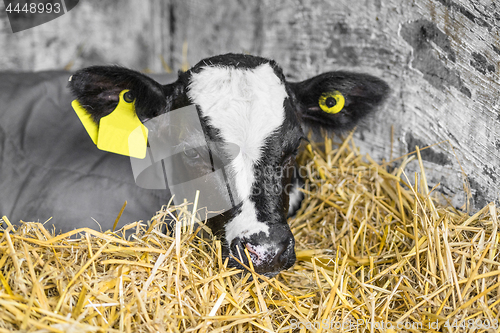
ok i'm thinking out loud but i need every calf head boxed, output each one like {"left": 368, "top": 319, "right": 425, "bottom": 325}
{"left": 70, "top": 53, "right": 389, "bottom": 277}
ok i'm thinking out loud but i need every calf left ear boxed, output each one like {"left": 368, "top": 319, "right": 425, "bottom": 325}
{"left": 289, "top": 71, "right": 390, "bottom": 132}
{"left": 69, "top": 66, "right": 168, "bottom": 123}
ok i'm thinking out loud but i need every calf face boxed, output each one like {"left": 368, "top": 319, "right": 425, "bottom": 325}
{"left": 70, "top": 53, "right": 389, "bottom": 277}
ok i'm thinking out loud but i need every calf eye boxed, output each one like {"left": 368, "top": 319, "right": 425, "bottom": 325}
{"left": 183, "top": 147, "right": 200, "bottom": 159}
{"left": 319, "top": 91, "right": 345, "bottom": 114}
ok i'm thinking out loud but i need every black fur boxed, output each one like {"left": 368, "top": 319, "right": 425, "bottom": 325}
{"left": 69, "top": 66, "right": 169, "bottom": 122}
{"left": 187, "top": 53, "right": 285, "bottom": 80}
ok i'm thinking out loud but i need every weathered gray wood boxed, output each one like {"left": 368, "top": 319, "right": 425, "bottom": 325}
{"left": 0, "top": 0, "right": 498, "bottom": 211}
{"left": 258, "top": 0, "right": 500, "bottom": 211}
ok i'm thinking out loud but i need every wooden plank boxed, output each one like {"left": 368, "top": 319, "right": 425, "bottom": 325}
{"left": 0, "top": 0, "right": 498, "bottom": 211}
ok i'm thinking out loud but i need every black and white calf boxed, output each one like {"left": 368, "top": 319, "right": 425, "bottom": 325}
{"left": 70, "top": 53, "right": 389, "bottom": 277}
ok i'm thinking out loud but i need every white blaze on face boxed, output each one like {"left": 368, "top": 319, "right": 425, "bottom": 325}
{"left": 187, "top": 63, "right": 287, "bottom": 245}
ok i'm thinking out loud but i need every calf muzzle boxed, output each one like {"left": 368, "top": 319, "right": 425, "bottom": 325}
{"left": 230, "top": 225, "right": 295, "bottom": 277}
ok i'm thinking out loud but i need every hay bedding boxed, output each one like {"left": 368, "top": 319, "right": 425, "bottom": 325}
{"left": 1, "top": 133, "right": 499, "bottom": 333}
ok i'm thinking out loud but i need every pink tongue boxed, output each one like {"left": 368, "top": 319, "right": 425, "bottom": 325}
{"left": 246, "top": 243, "right": 260, "bottom": 261}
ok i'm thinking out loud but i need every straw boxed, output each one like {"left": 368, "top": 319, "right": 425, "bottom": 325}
{"left": 0, "top": 134, "right": 499, "bottom": 332}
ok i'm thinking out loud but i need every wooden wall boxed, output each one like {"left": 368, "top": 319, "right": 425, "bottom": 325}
{"left": 1, "top": 0, "right": 499, "bottom": 211}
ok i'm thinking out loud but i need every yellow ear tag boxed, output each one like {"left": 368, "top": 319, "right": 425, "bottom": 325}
{"left": 318, "top": 91, "right": 345, "bottom": 114}
{"left": 72, "top": 90, "right": 148, "bottom": 159}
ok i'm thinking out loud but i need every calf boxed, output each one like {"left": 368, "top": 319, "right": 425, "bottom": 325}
{"left": 70, "top": 53, "right": 389, "bottom": 277}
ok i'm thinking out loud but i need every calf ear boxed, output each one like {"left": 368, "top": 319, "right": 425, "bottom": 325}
{"left": 289, "top": 71, "right": 390, "bottom": 132}
{"left": 69, "top": 66, "right": 170, "bottom": 122}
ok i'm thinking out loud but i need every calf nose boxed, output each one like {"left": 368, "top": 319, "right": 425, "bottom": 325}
{"left": 230, "top": 235, "right": 295, "bottom": 275}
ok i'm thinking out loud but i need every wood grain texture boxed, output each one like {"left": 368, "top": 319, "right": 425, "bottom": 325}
{"left": 260, "top": 0, "right": 500, "bottom": 211}
{"left": 0, "top": 0, "right": 498, "bottom": 210}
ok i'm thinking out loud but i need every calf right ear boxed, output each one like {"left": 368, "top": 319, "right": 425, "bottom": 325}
{"left": 290, "top": 71, "right": 390, "bottom": 133}
{"left": 69, "top": 66, "right": 171, "bottom": 122}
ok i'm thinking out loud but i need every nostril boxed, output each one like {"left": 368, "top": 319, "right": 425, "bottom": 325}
{"left": 275, "top": 243, "right": 289, "bottom": 267}
{"left": 230, "top": 237, "right": 245, "bottom": 258}
{"left": 230, "top": 237, "right": 256, "bottom": 266}
{"left": 277, "top": 239, "right": 295, "bottom": 269}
